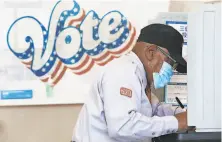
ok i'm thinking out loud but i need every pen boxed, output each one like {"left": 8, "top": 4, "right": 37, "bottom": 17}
{"left": 175, "top": 97, "right": 186, "bottom": 110}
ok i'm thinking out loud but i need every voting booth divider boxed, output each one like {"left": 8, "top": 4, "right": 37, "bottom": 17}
{"left": 153, "top": 2, "right": 221, "bottom": 142}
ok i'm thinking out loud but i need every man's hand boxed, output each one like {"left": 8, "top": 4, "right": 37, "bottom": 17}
{"left": 175, "top": 111, "right": 187, "bottom": 131}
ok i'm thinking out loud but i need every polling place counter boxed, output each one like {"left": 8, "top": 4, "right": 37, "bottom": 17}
{"left": 153, "top": 131, "right": 221, "bottom": 142}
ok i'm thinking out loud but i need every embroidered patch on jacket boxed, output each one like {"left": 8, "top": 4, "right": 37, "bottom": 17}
{"left": 120, "top": 87, "right": 132, "bottom": 98}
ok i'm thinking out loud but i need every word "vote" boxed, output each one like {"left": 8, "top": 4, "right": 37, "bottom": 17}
{"left": 7, "top": 0, "right": 136, "bottom": 86}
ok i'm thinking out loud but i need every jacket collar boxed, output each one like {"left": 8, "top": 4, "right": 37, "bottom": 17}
{"left": 128, "top": 51, "right": 147, "bottom": 88}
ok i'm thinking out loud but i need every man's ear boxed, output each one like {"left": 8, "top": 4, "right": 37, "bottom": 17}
{"left": 144, "top": 44, "right": 157, "bottom": 61}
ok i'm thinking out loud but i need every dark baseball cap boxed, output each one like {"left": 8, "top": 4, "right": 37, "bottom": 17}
{"left": 137, "top": 23, "right": 187, "bottom": 73}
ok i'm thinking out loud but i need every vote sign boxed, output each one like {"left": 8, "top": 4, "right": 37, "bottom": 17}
{"left": 7, "top": 0, "right": 136, "bottom": 86}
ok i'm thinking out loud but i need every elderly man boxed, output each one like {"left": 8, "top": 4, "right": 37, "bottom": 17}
{"left": 72, "top": 24, "right": 187, "bottom": 142}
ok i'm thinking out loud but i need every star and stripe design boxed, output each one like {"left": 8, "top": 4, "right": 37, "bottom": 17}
{"left": 7, "top": 0, "right": 137, "bottom": 86}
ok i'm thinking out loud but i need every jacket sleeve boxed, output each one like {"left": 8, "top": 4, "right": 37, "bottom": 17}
{"left": 101, "top": 68, "right": 178, "bottom": 142}
{"left": 151, "top": 94, "right": 186, "bottom": 116}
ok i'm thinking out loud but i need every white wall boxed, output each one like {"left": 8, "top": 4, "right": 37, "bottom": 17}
{"left": 77, "top": 0, "right": 170, "bottom": 36}
{"left": 2, "top": 0, "right": 171, "bottom": 39}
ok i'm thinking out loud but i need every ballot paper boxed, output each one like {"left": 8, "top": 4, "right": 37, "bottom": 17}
{"left": 165, "top": 73, "right": 188, "bottom": 105}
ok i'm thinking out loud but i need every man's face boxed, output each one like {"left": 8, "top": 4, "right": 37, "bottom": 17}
{"left": 151, "top": 47, "right": 169, "bottom": 72}
{"left": 143, "top": 44, "right": 172, "bottom": 82}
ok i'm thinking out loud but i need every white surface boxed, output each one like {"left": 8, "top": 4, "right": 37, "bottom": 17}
{"left": 0, "top": 0, "right": 170, "bottom": 106}
{"left": 170, "top": 73, "right": 187, "bottom": 83}
{"left": 165, "top": 83, "right": 187, "bottom": 105}
{"left": 148, "top": 12, "right": 188, "bottom": 25}
{"left": 165, "top": 73, "right": 187, "bottom": 105}
{"left": 187, "top": 3, "right": 221, "bottom": 130}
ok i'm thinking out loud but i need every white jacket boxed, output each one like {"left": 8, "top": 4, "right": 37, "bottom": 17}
{"left": 72, "top": 52, "right": 184, "bottom": 142}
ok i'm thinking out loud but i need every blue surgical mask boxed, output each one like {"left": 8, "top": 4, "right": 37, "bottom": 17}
{"left": 153, "top": 62, "right": 173, "bottom": 89}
